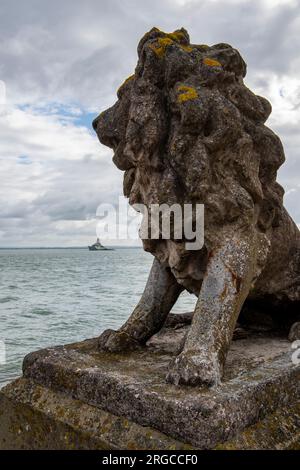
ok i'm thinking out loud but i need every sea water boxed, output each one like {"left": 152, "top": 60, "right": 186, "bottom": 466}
{"left": 0, "top": 248, "right": 196, "bottom": 387}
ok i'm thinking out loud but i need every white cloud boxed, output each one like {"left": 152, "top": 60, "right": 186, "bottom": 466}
{"left": 2, "top": 107, "right": 100, "bottom": 161}
{"left": 0, "top": 103, "right": 123, "bottom": 246}
{"left": 250, "top": 74, "right": 300, "bottom": 127}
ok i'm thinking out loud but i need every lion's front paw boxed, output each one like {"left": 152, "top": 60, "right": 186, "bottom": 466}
{"left": 166, "top": 350, "right": 222, "bottom": 387}
{"left": 98, "top": 329, "right": 141, "bottom": 353}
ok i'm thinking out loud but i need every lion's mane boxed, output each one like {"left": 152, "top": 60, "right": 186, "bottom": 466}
{"left": 95, "top": 28, "right": 286, "bottom": 294}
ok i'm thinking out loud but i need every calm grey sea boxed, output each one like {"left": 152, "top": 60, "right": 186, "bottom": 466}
{"left": 0, "top": 248, "right": 196, "bottom": 388}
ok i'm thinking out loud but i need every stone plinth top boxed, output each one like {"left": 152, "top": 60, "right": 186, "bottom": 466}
{"left": 21, "top": 324, "right": 299, "bottom": 449}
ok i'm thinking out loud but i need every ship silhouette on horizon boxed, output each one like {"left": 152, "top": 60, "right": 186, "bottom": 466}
{"left": 88, "top": 238, "right": 112, "bottom": 251}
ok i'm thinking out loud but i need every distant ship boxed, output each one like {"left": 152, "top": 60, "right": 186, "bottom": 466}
{"left": 88, "top": 238, "right": 112, "bottom": 251}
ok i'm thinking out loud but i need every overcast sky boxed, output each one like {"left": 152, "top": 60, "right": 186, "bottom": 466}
{"left": 0, "top": 0, "right": 299, "bottom": 247}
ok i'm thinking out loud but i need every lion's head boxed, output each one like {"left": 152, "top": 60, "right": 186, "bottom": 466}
{"left": 93, "top": 28, "right": 286, "bottom": 294}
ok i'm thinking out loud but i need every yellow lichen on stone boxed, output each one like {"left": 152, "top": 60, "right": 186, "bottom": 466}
{"left": 168, "top": 31, "right": 186, "bottom": 42}
{"left": 159, "top": 37, "right": 174, "bottom": 47}
{"left": 179, "top": 45, "right": 193, "bottom": 53}
{"left": 177, "top": 85, "right": 198, "bottom": 103}
{"left": 149, "top": 43, "right": 164, "bottom": 58}
{"left": 149, "top": 37, "right": 174, "bottom": 58}
{"left": 117, "top": 74, "right": 135, "bottom": 93}
{"left": 203, "top": 57, "right": 222, "bottom": 67}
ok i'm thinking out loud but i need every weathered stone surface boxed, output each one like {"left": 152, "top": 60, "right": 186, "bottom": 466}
{"left": 0, "top": 378, "right": 192, "bottom": 450}
{"left": 216, "top": 401, "right": 300, "bottom": 450}
{"left": 93, "top": 27, "right": 300, "bottom": 386}
{"left": 0, "top": 326, "right": 294, "bottom": 449}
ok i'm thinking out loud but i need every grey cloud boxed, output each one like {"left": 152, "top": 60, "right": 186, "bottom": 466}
{"left": 1, "top": 0, "right": 300, "bottom": 106}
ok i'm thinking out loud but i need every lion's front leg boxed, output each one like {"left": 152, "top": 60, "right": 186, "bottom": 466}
{"left": 166, "top": 233, "right": 258, "bottom": 387}
{"left": 98, "top": 258, "right": 183, "bottom": 352}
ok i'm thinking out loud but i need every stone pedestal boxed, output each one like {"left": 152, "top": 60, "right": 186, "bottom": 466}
{"left": 1, "top": 323, "right": 299, "bottom": 449}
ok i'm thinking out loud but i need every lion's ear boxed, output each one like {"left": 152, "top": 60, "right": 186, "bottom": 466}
{"left": 137, "top": 27, "right": 162, "bottom": 57}
{"left": 172, "top": 28, "right": 190, "bottom": 45}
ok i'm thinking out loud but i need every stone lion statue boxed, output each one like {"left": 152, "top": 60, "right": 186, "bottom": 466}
{"left": 93, "top": 28, "right": 300, "bottom": 387}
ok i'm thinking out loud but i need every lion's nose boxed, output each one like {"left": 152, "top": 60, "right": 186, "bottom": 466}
{"left": 93, "top": 107, "right": 120, "bottom": 149}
